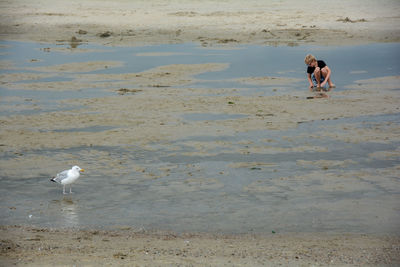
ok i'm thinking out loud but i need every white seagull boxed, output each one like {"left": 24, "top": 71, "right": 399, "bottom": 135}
{"left": 51, "top": 166, "right": 85, "bottom": 194}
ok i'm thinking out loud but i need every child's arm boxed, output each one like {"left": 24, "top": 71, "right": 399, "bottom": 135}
{"left": 306, "top": 73, "right": 313, "bottom": 90}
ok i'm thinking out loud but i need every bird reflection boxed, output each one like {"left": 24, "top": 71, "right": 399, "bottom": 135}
{"left": 60, "top": 197, "right": 79, "bottom": 227}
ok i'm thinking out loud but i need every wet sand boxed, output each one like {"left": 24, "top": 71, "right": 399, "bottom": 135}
{"left": 1, "top": 226, "right": 399, "bottom": 266}
{"left": 1, "top": 0, "right": 400, "bottom": 265}
{"left": 1, "top": 75, "right": 399, "bottom": 153}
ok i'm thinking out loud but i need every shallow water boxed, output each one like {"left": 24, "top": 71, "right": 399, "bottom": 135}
{"left": 0, "top": 41, "right": 399, "bottom": 234}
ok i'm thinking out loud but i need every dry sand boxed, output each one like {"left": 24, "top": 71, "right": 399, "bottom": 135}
{"left": 1, "top": 0, "right": 400, "bottom": 266}
{"left": 0, "top": 0, "right": 399, "bottom": 46}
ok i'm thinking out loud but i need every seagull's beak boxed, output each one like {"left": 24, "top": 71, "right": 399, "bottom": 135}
{"left": 80, "top": 169, "right": 85, "bottom": 172}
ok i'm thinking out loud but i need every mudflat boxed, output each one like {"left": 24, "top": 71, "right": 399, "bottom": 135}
{"left": 1, "top": 0, "right": 400, "bottom": 266}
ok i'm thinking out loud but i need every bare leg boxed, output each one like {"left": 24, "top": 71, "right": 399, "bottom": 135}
{"left": 328, "top": 78, "right": 335, "bottom": 88}
{"left": 69, "top": 185, "right": 73, "bottom": 194}
{"left": 321, "top": 68, "right": 335, "bottom": 88}
{"left": 314, "top": 68, "right": 321, "bottom": 88}
{"left": 63, "top": 185, "right": 66, "bottom": 194}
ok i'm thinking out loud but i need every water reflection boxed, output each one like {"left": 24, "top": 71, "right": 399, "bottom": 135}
{"left": 51, "top": 197, "right": 79, "bottom": 227}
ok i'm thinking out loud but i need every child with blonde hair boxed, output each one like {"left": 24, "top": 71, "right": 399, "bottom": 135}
{"left": 305, "top": 54, "right": 335, "bottom": 90}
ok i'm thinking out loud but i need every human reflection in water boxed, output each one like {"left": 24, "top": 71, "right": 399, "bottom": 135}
{"left": 69, "top": 36, "right": 82, "bottom": 49}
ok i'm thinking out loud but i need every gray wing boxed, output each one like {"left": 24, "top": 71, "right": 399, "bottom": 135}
{"left": 52, "top": 170, "right": 69, "bottom": 184}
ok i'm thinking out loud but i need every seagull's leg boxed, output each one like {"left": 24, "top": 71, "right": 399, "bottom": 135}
{"left": 69, "top": 185, "right": 73, "bottom": 194}
{"left": 63, "top": 185, "right": 66, "bottom": 194}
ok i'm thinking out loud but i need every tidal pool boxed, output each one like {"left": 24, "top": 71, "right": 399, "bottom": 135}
{"left": 0, "top": 41, "right": 399, "bottom": 234}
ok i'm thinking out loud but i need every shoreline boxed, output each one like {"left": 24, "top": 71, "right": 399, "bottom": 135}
{"left": 1, "top": 225, "right": 399, "bottom": 266}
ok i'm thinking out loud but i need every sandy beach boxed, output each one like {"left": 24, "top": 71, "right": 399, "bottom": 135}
{"left": 1, "top": 0, "right": 400, "bottom": 266}
{"left": 1, "top": 0, "right": 399, "bottom": 47}
{"left": 1, "top": 225, "right": 399, "bottom": 266}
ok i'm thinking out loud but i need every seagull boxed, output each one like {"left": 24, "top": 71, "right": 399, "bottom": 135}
{"left": 51, "top": 166, "right": 85, "bottom": 194}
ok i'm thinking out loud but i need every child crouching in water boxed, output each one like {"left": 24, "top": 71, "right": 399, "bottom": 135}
{"left": 305, "top": 54, "right": 335, "bottom": 91}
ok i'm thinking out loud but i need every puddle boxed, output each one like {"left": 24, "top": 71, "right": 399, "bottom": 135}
{"left": 1, "top": 113, "right": 399, "bottom": 234}
{"left": 0, "top": 41, "right": 399, "bottom": 235}
{"left": 1, "top": 41, "right": 399, "bottom": 92}
{"left": 2, "top": 41, "right": 399, "bottom": 117}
